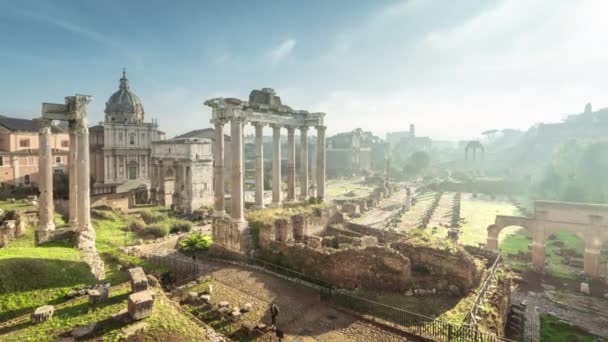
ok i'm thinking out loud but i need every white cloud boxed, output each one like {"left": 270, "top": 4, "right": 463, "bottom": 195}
{"left": 269, "top": 39, "right": 296, "bottom": 65}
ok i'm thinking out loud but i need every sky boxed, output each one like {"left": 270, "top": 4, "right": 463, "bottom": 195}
{"left": 1, "top": 0, "right": 606, "bottom": 140}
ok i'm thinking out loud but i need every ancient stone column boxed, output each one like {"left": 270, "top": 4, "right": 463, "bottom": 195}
{"left": 37, "top": 119, "right": 55, "bottom": 232}
{"left": 287, "top": 127, "right": 296, "bottom": 201}
{"left": 254, "top": 122, "right": 264, "bottom": 208}
{"left": 271, "top": 125, "right": 282, "bottom": 206}
{"left": 76, "top": 117, "right": 95, "bottom": 248}
{"left": 68, "top": 120, "right": 78, "bottom": 226}
{"left": 213, "top": 120, "right": 226, "bottom": 217}
{"left": 316, "top": 126, "right": 326, "bottom": 200}
{"left": 584, "top": 215, "right": 602, "bottom": 277}
{"left": 230, "top": 117, "right": 245, "bottom": 224}
{"left": 299, "top": 126, "right": 309, "bottom": 200}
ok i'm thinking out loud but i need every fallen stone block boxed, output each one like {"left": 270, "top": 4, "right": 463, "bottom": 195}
{"left": 580, "top": 282, "right": 590, "bottom": 295}
{"left": 128, "top": 267, "right": 148, "bottom": 293}
{"left": 128, "top": 291, "right": 154, "bottom": 320}
{"left": 230, "top": 310, "right": 242, "bottom": 322}
{"left": 200, "top": 294, "right": 211, "bottom": 303}
{"left": 218, "top": 301, "right": 229, "bottom": 309}
{"left": 242, "top": 303, "right": 253, "bottom": 313}
{"left": 31, "top": 305, "right": 54, "bottom": 323}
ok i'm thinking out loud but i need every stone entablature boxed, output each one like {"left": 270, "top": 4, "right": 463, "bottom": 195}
{"left": 205, "top": 88, "right": 327, "bottom": 255}
{"left": 487, "top": 200, "right": 608, "bottom": 277}
{"left": 150, "top": 138, "right": 213, "bottom": 213}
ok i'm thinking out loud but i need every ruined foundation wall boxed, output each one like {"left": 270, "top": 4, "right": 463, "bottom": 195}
{"left": 259, "top": 242, "right": 411, "bottom": 291}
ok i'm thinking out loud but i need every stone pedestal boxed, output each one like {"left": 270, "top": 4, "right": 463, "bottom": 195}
{"left": 128, "top": 291, "right": 154, "bottom": 320}
{"left": 128, "top": 267, "right": 149, "bottom": 293}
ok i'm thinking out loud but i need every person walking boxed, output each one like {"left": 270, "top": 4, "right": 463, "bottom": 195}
{"left": 270, "top": 303, "right": 280, "bottom": 330}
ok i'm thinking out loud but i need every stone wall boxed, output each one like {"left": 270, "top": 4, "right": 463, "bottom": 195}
{"left": 54, "top": 192, "right": 131, "bottom": 217}
{"left": 391, "top": 241, "right": 481, "bottom": 294}
{"left": 260, "top": 241, "right": 411, "bottom": 291}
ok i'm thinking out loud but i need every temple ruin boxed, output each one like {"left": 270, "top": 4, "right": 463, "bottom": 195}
{"left": 37, "top": 95, "right": 105, "bottom": 279}
{"left": 204, "top": 88, "right": 326, "bottom": 254}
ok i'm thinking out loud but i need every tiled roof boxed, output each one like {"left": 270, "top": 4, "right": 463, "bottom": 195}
{"left": 0, "top": 116, "right": 66, "bottom": 133}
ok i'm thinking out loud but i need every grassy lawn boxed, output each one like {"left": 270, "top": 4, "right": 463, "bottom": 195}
{"left": 0, "top": 205, "right": 167, "bottom": 322}
{"left": 1, "top": 286, "right": 210, "bottom": 342}
{"left": 540, "top": 314, "right": 600, "bottom": 342}
{"left": 458, "top": 194, "right": 521, "bottom": 247}
{"left": 325, "top": 178, "right": 374, "bottom": 201}
{"left": 0, "top": 200, "right": 35, "bottom": 212}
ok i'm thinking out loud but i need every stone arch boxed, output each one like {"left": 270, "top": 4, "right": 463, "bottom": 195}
{"left": 465, "top": 140, "right": 485, "bottom": 161}
{"left": 486, "top": 215, "right": 536, "bottom": 252}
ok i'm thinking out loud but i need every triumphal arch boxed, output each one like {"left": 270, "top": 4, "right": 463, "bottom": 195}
{"left": 487, "top": 200, "right": 608, "bottom": 277}
{"left": 204, "top": 88, "right": 326, "bottom": 253}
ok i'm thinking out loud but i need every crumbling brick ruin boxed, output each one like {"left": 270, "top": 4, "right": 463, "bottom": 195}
{"left": 254, "top": 205, "right": 482, "bottom": 295}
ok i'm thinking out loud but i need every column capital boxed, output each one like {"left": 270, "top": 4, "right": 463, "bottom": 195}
{"left": 35, "top": 118, "right": 53, "bottom": 133}
{"left": 299, "top": 126, "right": 309, "bottom": 133}
{"left": 315, "top": 125, "right": 327, "bottom": 133}
{"left": 270, "top": 124, "right": 283, "bottom": 130}
{"left": 286, "top": 126, "right": 296, "bottom": 133}
{"left": 211, "top": 118, "right": 228, "bottom": 126}
{"left": 74, "top": 118, "right": 89, "bottom": 134}
{"left": 251, "top": 121, "right": 265, "bottom": 128}
{"left": 230, "top": 116, "right": 247, "bottom": 124}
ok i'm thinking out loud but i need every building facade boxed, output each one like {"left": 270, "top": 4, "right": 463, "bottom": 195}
{"left": 327, "top": 128, "right": 386, "bottom": 177}
{"left": 90, "top": 71, "right": 163, "bottom": 187}
{"left": 0, "top": 117, "right": 69, "bottom": 187}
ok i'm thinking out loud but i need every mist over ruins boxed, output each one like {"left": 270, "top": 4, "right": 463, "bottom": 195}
{"left": 1, "top": 1, "right": 607, "bottom": 342}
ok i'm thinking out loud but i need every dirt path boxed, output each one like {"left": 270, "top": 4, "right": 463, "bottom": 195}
{"left": 136, "top": 245, "right": 420, "bottom": 341}
{"left": 355, "top": 190, "right": 407, "bottom": 229}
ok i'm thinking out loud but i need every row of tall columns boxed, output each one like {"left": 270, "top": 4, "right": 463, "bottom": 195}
{"left": 37, "top": 116, "right": 92, "bottom": 246}
{"left": 212, "top": 120, "right": 326, "bottom": 221}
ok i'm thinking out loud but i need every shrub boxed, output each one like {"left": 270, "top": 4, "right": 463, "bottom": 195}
{"left": 140, "top": 210, "right": 167, "bottom": 224}
{"left": 129, "top": 218, "right": 146, "bottom": 233}
{"left": 145, "top": 223, "right": 170, "bottom": 238}
{"left": 179, "top": 233, "right": 213, "bottom": 253}
{"left": 169, "top": 220, "right": 193, "bottom": 234}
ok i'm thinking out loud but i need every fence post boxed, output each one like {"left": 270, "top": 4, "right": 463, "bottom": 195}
{"left": 448, "top": 324, "right": 453, "bottom": 341}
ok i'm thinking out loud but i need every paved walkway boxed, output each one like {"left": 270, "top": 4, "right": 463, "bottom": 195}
{"left": 355, "top": 190, "right": 407, "bottom": 229}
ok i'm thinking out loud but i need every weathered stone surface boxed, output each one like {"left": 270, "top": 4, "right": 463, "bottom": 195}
{"left": 72, "top": 322, "right": 97, "bottom": 339}
{"left": 218, "top": 301, "right": 229, "bottom": 308}
{"left": 31, "top": 305, "right": 54, "bottom": 323}
{"left": 88, "top": 284, "right": 110, "bottom": 305}
{"left": 128, "top": 291, "right": 154, "bottom": 320}
{"left": 242, "top": 303, "right": 253, "bottom": 312}
{"left": 230, "top": 310, "right": 242, "bottom": 321}
{"left": 128, "top": 267, "right": 148, "bottom": 293}
{"left": 200, "top": 294, "right": 211, "bottom": 303}
{"left": 580, "top": 282, "right": 590, "bottom": 295}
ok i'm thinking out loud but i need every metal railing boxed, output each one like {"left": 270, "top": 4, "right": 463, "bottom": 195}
{"left": 464, "top": 253, "right": 503, "bottom": 326}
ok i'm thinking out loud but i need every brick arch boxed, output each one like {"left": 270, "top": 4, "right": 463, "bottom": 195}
{"left": 486, "top": 215, "right": 536, "bottom": 252}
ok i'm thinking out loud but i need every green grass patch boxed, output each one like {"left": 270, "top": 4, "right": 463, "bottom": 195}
{"left": 540, "top": 314, "right": 600, "bottom": 342}
{"left": 325, "top": 179, "right": 375, "bottom": 200}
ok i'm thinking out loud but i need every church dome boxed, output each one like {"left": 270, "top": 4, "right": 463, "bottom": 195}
{"left": 104, "top": 69, "right": 144, "bottom": 124}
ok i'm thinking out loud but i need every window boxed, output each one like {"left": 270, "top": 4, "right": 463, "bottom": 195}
{"left": 130, "top": 135, "right": 135, "bottom": 145}
{"left": 55, "top": 156, "right": 61, "bottom": 163}
{"left": 61, "top": 140, "right": 69, "bottom": 147}
{"left": 24, "top": 175, "right": 30, "bottom": 185}
{"left": 19, "top": 139, "right": 30, "bottom": 147}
